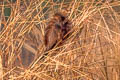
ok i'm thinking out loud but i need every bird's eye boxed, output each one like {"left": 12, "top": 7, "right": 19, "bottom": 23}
{"left": 55, "top": 24, "right": 61, "bottom": 29}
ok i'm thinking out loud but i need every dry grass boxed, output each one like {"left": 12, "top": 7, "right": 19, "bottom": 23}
{"left": 0, "top": 0, "right": 120, "bottom": 80}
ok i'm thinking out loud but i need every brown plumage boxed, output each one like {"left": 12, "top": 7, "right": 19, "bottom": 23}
{"left": 44, "top": 12, "right": 71, "bottom": 51}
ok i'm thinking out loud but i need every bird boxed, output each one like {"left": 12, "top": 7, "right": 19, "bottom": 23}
{"left": 37, "top": 11, "right": 72, "bottom": 61}
{"left": 44, "top": 11, "right": 71, "bottom": 51}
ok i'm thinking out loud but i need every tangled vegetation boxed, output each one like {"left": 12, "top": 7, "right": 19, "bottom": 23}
{"left": 0, "top": 0, "right": 120, "bottom": 80}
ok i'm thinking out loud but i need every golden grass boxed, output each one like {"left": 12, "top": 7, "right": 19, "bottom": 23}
{"left": 0, "top": 0, "right": 120, "bottom": 80}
